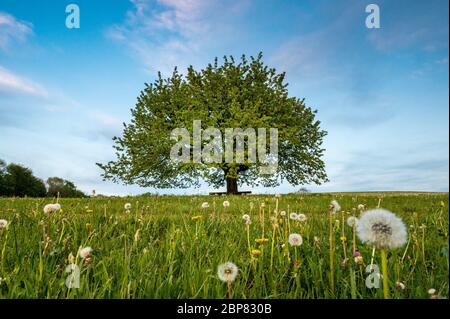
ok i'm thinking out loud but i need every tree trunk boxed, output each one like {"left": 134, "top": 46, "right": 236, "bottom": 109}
{"left": 226, "top": 176, "right": 238, "bottom": 194}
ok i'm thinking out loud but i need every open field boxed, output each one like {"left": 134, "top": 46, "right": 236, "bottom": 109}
{"left": 0, "top": 192, "right": 448, "bottom": 299}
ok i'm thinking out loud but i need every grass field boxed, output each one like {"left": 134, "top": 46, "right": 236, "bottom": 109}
{"left": 0, "top": 192, "right": 448, "bottom": 299}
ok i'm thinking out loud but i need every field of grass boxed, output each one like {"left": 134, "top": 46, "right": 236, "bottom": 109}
{"left": 0, "top": 192, "right": 448, "bottom": 299}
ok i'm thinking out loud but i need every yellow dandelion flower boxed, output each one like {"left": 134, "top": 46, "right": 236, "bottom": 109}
{"left": 191, "top": 215, "right": 202, "bottom": 221}
{"left": 440, "top": 201, "right": 445, "bottom": 208}
{"left": 255, "top": 238, "right": 269, "bottom": 244}
{"left": 340, "top": 236, "right": 347, "bottom": 242}
{"left": 251, "top": 249, "right": 262, "bottom": 257}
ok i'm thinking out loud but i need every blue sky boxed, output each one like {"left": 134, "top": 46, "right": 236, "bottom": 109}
{"left": 0, "top": 0, "right": 448, "bottom": 195}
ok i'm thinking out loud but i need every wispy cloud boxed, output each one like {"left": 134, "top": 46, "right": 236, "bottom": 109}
{"left": 0, "top": 65, "right": 48, "bottom": 97}
{"left": 0, "top": 11, "right": 33, "bottom": 51}
{"left": 106, "top": 0, "right": 251, "bottom": 75}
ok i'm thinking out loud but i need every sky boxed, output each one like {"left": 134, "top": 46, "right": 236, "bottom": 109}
{"left": 0, "top": 0, "right": 448, "bottom": 196}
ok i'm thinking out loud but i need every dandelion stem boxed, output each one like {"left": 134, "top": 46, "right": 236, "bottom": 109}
{"left": 329, "top": 211, "right": 334, "bottom": 294}
{"left": 380, "top": 248, "right": 390, "bottom": 299}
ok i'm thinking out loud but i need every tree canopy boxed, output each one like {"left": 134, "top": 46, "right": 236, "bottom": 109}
{"left": 0, "top": 159, "right": 86, "bottom": 198}
{"left": 97, "top": 53, "right": 328, "bottom": 193}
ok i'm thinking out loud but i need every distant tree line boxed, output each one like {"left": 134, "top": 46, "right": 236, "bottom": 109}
{"left": 0, "top": 159, "right": 86, "bottom": 198}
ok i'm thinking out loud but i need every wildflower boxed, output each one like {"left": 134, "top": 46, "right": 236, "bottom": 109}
{"left": 347, "top": 216, "right": 358, "bottom": 227}
{"left": 255, "top": 238, "right": 269, "bottom": 244}
{"left": 0, "top": 219, "right": 8, "bottom": 230}
{"left": 330, "top": 200, "right": 341, "bottom": 213}
{"left": 260, "top": 202, "right": 266, "bottom": 208}
{"left": 79, "top": 246, "right": 93, "bottom": 259}
{"left": 275, "top": 194, "right": 281, "bottom": 199}
{"left": 354, "top": 255, "right": 364, "bottom": 265}
{"left": 242, "top": 214, "right": 251, "bottom": 222}
{"left": 251, "top": 249, "right": 262, "bottom": 257}
{"left": 297, "top": 214, "right": 307, "bottom": 222}
{"left": 217, "top": 262, "right": 238, "bottom": 283}
{"left": 290, "top": 212, "right": 298, "bottom": 220}
{"left": 288, "top": 233, "right": 303, "bottom": 246}
{"left": 357, "top": 204, "right": 365, "bottom": 211}
{"left": 356, "top": 208, "right": 407, "bottom": 249}
{"left": 280, "top": 210, "right": 286, "bottom": 217}
{"left": 86, "top": 209, "right": 93, "bottom": 213}
{"left": 396, "top": 281, "right": 406, "bottom": 291}
{"left": 191, "top": 215, "right": 202, "bottom": 221}
{"left": 201, "top": 202, "right": 209, "bottom": 209}
{"left": 340, "top": 235, "right": 347, "bottom": 242}
{"left": 43, "top": 203, "right": 61, "bottom": 214}
{"left": 353, "top": 250, "right": 361, "bottom": 257}
{"left": 124, "top": 203, "right": 132, "bottom": 210}
{"left": 440, "top": 201, "right": 445, "bottom": 208}
{"left": 223, "top": 201, "right": 230, "bottom": 208}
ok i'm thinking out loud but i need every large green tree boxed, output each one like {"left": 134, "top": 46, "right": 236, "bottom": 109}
{"left": 97, "top": 53, "right": 328, "bottom": 194}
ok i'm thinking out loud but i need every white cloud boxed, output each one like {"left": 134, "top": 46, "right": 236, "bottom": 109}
{"left": 106, "top": 0, "right": 251, "bottom": 75}
{"left": 0, "top": 12, "right": 33, "bottom": 51}
{"left": 0, "top": 65, "right": 48, "bottom": 97}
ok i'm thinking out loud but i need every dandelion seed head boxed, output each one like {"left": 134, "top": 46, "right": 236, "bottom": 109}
{"left": 428, "top": 288, "right": 436, "bottom": 295}
{"left": 201, "top": 202, "right": 209, "bottom": 209}
{"left": 297, "top": 213, "right": 307, "bottom": 222}
{"left": 288, "top": 233, "right": 303, "bottom": 246}
{"left": 124, "top": 203, "right": 132, "bottom": 210}
{"left": 357, "top": 204, "right": 365, "bottom": 211}
{"left": 217, "top": 262, "right": 238, "bottom": 283}
{"left": 356, "top": 208, "right": 407, "bottom": 249}
{"left": 0, "top": 219, "right": 8, "bottom": 229}
{"left": 347, "top": 216, "right": 359, "bottom": 227}
{"left": 280, "top": 210, "right": 286, "bottom": 216}
{"left": 223, "top": 200, "right": 230, "bottom": 208}
{"left": 79, "top": 246, "right": 93, "bottom": 259}
{"left": 330, "top": 200, "right": 341, "bottom": 213}
{"left": 43, "top": 203, "right": 60, "bottom": 214}
{"left": 290, "top": 212, "right": 298, "bottom": 220}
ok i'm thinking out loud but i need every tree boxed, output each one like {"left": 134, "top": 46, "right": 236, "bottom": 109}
{"left": 1, "top": 163, "right": 46, "bottom": 197}
{"left": 47, "top": 177, "right": 86, "bottom": 198}
{"left": 97, "top": 53, "right": 328, "bottom": 194}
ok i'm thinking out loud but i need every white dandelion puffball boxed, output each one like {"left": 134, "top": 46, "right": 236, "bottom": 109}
{"left": 330, "top": 200, "right": 341, "bottom": 213}
{"left": 201, "top": 202, "right": 209, "bottom": 209}
{"left": 124, "top": 203, "right": 132, "bottom": 210}
{"left": 290, "top": 213, "right": 298, "bottom": 220}
{"left": 297, "top": 213, "right": 307, "bottom": 222}
{"left": 79, "top": 246, "right": 93, "bottom": 259}
{"left": 43, "top": 204, "right": 61, "bottom": 214}
{"left": 217, "top": 262, "right": 238, "bottom": 283}
{"left": 0, "top": 219, "right": 8, "bottom": 229}
{"left": 356, "top": 208, "right": 407, "bottom": 249}
{"left": 280, "top": 210, "right": 286, "bottom": 217}
{"left": 242, "top": 214, "right": 250, "bottom": 221}
{"left": 357, "top": 204, "right": 365, "bottom": 211}
{"left": 428, "top": 288, "right": 436, "bottom": 295}
{"left": 260, "top": 202, "right": 266, "bottom": 208}
{"left": 288, "top": 233, "right": 303, "bottom": 246}
{"left": 223, "top": 200, "right": 230, "bottom": 208}
{"left": 347, "top": 216, "right": 359, "bottom": 227}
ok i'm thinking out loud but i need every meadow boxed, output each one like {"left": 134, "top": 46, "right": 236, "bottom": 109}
{"left": 0, "top": 192, "right": 448, "bottom": 299}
